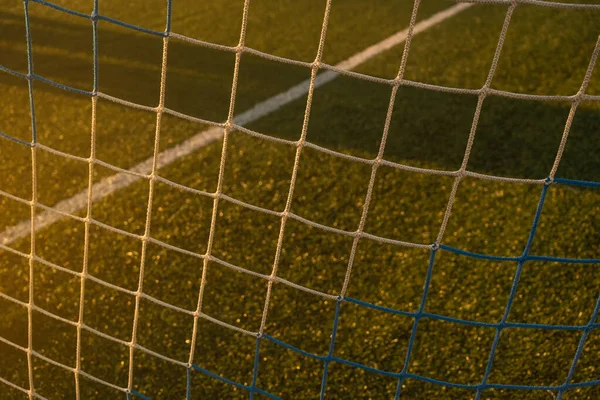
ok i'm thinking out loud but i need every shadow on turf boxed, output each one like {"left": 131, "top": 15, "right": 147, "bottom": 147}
{"left": 1, "top": 9, "right": 599, "bottom": 181}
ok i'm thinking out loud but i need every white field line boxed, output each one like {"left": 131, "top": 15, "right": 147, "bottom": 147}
{"left": 0, "top": 3, "right": 471, "bottom": 246}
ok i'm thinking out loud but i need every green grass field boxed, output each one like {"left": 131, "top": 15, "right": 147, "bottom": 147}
{"left": 1, "top": 0, "right": 600, "bottom": 398}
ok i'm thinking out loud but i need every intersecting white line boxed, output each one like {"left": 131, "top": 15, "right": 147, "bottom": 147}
{"left": 0, "top": 3, "right": 472, "bottom": 247}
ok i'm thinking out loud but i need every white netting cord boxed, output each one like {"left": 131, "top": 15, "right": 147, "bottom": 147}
{"left": 73, "top": 1, "right": 100, "bottom": 391}
{"left": 27, "top": 147, "right": 37, "bottom": 400}
{"left": 549, "top": 35, "right": 600, "bottom": 180}
{"left": 126, "top": 30, "right": 171, "bottom": 394}
{"left": 186, "top": 0, "right": 252, "bottom": 369}
{"left": 73, "top": 94, "right": 97, "bottom": 400}
{"left": 21, "top": 0, "right": 38, "bottom": 398}
{"left": 339, "top": 0, "right": 422, "bottom": 299}
{"left": 435, "top": 1, "right": 517, "bottom": 246}
{"left": 257, "top": 0, "right": 334, "bottom": 336}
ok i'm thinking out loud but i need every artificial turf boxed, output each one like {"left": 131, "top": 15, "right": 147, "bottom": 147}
{"left": 1, "top": 0, "right": 600, "bottom": 398}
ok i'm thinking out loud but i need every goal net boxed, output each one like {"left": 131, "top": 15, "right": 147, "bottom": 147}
{"left": 0, "top": 0, "right": 600, "bottom": 399}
